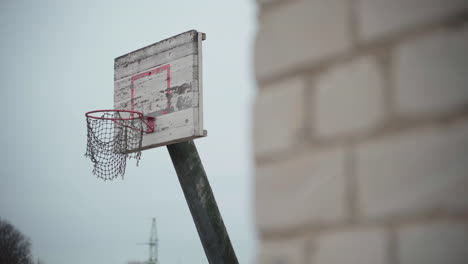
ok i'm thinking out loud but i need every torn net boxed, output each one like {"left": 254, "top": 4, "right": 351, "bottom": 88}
{"left": 85, "top": 112, "right": 143, "bottom": 180}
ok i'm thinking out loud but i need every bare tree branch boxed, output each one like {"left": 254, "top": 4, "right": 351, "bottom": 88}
{"left": 0, "top": 218, "right": 33, "bottom": 264}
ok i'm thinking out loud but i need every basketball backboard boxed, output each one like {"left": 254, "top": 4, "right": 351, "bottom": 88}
{"left": 114, "top": 30, "right": 207, "bottom": 152}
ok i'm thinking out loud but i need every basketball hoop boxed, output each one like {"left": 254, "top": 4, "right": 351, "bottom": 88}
{"left": 85, "top": 110, "right": 155, "bottom": 180}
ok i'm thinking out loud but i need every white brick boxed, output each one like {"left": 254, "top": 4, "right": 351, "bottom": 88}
{"left": 313, "top": 228, "right": 388, "bottom": 264}
{"left": 257, "top": 239, "right": 306, "bottom": 264}
{"left": 256, "top": 148, "right": 346, "bottom": 232}
{"left": 254, "top": 77, "right": 305, "bottom": 157}
{"left": 255, "top": 0, "right": 351, "bottom": 80}
{"left": 315, "top": 56, "right": 385, "bottom": 138}
{"left": 398, "top": 222, "right": 468, "bottom": 264}
{"left": 395, "top": 24, "right": 468, "bottom": 117}
{"left": 358, "top": 0, "right": 468, "bottom": 41}
{"left": 356, "top": 119, "right": 468, "bottom": 220}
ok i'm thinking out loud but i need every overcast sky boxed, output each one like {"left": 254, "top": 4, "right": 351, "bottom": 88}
{"left": 0, "top": 1, "right": 257, "bottom": 263}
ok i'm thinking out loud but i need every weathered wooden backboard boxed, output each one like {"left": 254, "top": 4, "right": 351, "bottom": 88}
{"left": 114, "top": 30, "right": 206, "bottom": 152}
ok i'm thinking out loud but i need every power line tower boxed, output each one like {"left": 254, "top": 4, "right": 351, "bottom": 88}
{"left": 147, "top": 218, "right": 159, "bottom": 264}
{"left": 139, "top": 218, "right": 159, "bottom": 264}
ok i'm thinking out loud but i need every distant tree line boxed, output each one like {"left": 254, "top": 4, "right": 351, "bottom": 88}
{"left": 0, "top": 218, "right": 34, "bottom": 264}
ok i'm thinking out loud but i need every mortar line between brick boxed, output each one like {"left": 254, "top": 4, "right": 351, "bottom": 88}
{"left": 348, "top": 0, "right": 359, "bottom": 47}
{"left": 259, "top": 214, "right": 468, "bottom": 241}
{"left": 375, "top": 46, "right": 395, "bottom": 123}
{"left": 303, "top": 237, "right": 315, "bottom": 264}
{"left": 387, "top": 224, "right": 399, "bottom": 264}
{"left": 345, "top": 144, "right": 358, "bottom": 223}
{"left": 304, "top": 75, "right": 317, "bottom": 142}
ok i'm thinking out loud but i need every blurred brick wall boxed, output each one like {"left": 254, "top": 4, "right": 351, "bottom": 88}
{"left": 253, "top": 1, "right": 468, "bottom": 263}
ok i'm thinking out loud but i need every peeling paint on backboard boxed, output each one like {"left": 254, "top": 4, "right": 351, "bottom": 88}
{"left": 114, "top": 30, "right": 206, "bottom": 152}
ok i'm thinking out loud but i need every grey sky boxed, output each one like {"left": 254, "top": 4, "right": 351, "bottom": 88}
{"left": 0, "top": 1, "right": 257, "bottom": 263}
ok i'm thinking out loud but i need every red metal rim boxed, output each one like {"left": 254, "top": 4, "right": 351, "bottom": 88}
{"left": 85, "top": 109, "right": 155, "bottom": 133}
{"left": 85, "top": 109, "right": 144, "bottom": 121}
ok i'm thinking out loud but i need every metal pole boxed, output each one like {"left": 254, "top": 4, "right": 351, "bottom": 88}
{"left": 167, "top": 140, "right": 239, "bottom": 264}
